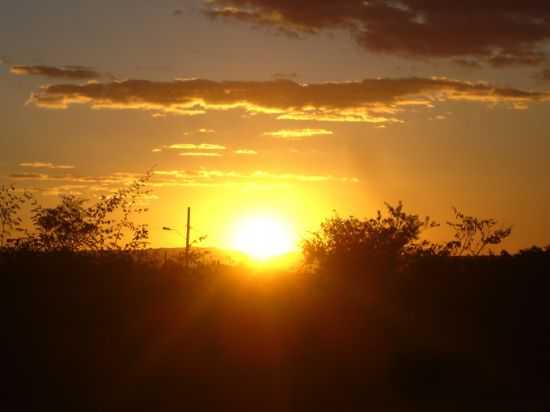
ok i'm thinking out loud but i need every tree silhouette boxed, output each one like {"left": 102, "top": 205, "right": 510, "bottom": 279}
{"left": 10, "top": 172, "right": 152, "bottom": 252}
{"left": 446, "top": 208, "right": 512, "bottom": 256}
{"left": 302, "top": 201, "right": 438, "bottom": 270}
{"left": 0, "top": 185, "right": 34, "bottom": 249}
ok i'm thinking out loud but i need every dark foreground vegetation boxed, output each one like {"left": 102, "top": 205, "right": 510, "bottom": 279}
{"left": 4, "top": 180, "right": 550, "bottom": 411}
{"left": 6, "top": 250, "right": 550, "bottom": 411}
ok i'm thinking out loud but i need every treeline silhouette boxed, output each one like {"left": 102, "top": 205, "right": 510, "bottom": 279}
{"left": 4, "top": 178, "right": 550, "bottom": 411}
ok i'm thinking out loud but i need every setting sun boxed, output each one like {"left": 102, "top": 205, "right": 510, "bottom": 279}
{"left": 231, "top": 216, "right": 297, "bottom": 260}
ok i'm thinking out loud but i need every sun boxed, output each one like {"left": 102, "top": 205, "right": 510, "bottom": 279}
{"left": 231, "top": 216, "right": 296, "bottom": 260}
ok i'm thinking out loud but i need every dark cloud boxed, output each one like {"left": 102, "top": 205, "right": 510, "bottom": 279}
{"left": 272, "top": 72, "right": 299, "bottom": 80}
{"left": 10, "top": 65, "right": 103, "bottom": 80}
{"left": 203, "top": 1, "right": 550, "bottom": 67}
{"left": 29, "top": 77, "right": 550, "bottom": 123}
{"left": 454, "top": 59, "right": 483, "bottom": 69}
{"left": 540, "top": 69, "right": 550, "bottom": 82}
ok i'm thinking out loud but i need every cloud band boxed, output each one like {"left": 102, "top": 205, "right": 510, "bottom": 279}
{"left": 28, "top": 77, "right": 550, "bottom": 123}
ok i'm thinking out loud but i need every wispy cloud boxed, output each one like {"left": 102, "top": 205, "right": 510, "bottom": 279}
{"left": 8, "top": 172, "right": 140, "bottom": 185}
{"left": 272, "top": 72, "right": 298, "bottom": 80}
{"left": 152, "top": 168, "right": 359, "bottom": 185}
{"left": 169, "top": 143, "right": 226, "bottom": 150}
{"left": 180, "top": 129, "right": 216, "bottom": 135}
{"left": 9, "top": 64, "right": 105, "bottom": 80}
{"left": 42, "top": 185, "right": 87, "bottom": 197}
{"left": 9, "top": 173, "right": 49, "bottom": 180}
{"left": 7, "top": 171, "right": 150, "bottom": 197}
{"left": 29, "top": 77, "right": 550, "bottom": 123}
{"left": 19, "top": 162, "right": 75, "bottom": 170}
{"left": 179, "top": 152, "right": 223, "bottom": 157}
{"left": 7, "top": 167, "right": 359, "bottom": 195}
{"left": 234, "top": 149, "right": 257, "bottom": 155}
{"left": 264, "top": 128, "right": 333, "bottom": 139}
{"left": 153, "top": 143, "right": 226, "bottom": 153}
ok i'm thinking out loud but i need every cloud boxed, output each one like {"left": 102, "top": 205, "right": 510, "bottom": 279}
{"left": 264, "top": 128, "right": 334, "bottom": 139}
{"left": 6, "top": 171, "right": 152, "bottom": 197}
{"left": 28, "top": 77, "right": 550, "bottom": 123}
{"left": 7, "top": 172, "right": 139, "bottom": 185}
{"left": 249, "top": 171, "right": 331, "bottom": 182}
{"left": 7, "top": 168, "right": 359, "bottom": 194}
{"left": 203, "top": 0, "right": 550, "bottom": 67}
{"left": 178, "top": 129, "right": 215, "bottom": 134}
{"left": 19, "top": 162, "right": 75, "bottom": 169}
{"left": 42, "top": 185, "right": 87, "bottom": 197}
{"left": 153, "top": 143, "right": 226, "bottom": 152}
{"left": 9, "top": 173, "right": 49, "bottom": 180}
{"left": 169, "top": 143, "right": 226, "bottom": 150}
{"left": 538, "top": 69, "right": 550, "bottom": 82}
{"left": 179, "top": 152, "right": 223, "bottom": 157}
{"left": 9, "top": 64, "right": 104, "bottom": 80}
{"left": 273, "top": 72, "right": 299, "bottom": 80}
{"left": 234, "top": 149, "right": 257, "bottom": 155}
{"left": 152, "top": 168, "right": 359, "bottom": 185}
{"left": 454, "top": 59, "right": 483, "bottom": 69}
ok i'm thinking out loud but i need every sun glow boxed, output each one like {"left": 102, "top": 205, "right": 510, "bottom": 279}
{"left": 231, "top": 216, "right": 297, "bottom": 260}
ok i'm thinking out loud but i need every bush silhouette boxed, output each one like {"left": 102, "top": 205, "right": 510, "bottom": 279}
{"left": 0, "top": 185, "right": 34, "bottom": 249}
{"left": 302, "top": 201, "right": 438, "bottom": 272}
{"left": 5, "top": 191, "right": 550, "bottom": 410}
{"left": 3, "top": 172, "right": 152, "bottom": 252}
{"left": 446, "top": 207, "right": 512, "bottom": 256}
{"left": 302, "top": 203, "right": 515, "bottom": 271}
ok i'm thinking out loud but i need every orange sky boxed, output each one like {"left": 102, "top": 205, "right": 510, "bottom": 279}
{"left": 1, "top": 0, "right": 550, "bottom": 251}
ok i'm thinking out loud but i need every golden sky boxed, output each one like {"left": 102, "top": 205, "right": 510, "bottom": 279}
{"left": 2, "top": 0, "right": 550, "bottom": 251}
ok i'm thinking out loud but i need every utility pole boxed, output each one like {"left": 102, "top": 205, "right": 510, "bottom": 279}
{"left": 185, "top": 207, "right": 191, "bottom": 269}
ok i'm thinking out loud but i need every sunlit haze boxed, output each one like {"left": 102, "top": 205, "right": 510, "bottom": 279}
{"left": 230, "top": 215, "right": 297, "bottom": 260}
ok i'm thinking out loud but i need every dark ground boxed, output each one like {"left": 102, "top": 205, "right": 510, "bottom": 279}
{"left": 6, "top": 252, "right": 550, "bottom": 411}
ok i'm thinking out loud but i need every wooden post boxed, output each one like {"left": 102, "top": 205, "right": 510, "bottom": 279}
{"left": 185, "top": 207, "right": 191, "bottom": 268}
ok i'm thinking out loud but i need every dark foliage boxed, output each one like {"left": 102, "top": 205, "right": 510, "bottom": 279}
{"left": 303, "top": 203, "right": 513, "bottom": 275}
{"left": 5, "top": 198, "right": 550, "bottom": 411}
{"left": 446, "top": 208, "right": 512, "bottom": 256}
{"left": 2, "top": 173, "right": 151, "bottom": 252}
{"left": 302, "top": 202, "right": 438, "bottom": 272}
{"left": 0, "top": 185, "right": 35, "bottom": 248}
{"left": 6, "top": 248, "right": 550, "bottom": 411}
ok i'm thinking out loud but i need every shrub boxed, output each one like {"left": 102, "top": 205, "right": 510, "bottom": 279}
{"left": 445, "top": 208, "right": 512, "bottom": 256}
{"left": 5, "top": 172, "right": 152, "bottom": 253}
{"left": 302, "top": 201, "right": 438, "bottom": 271}
{"left": 0, "top": 185, "right": 35, "bottom": 250}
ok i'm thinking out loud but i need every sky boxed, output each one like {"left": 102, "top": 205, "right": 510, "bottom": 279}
{"left": 1, "top": 0, "right": 550, "bottom": 251}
